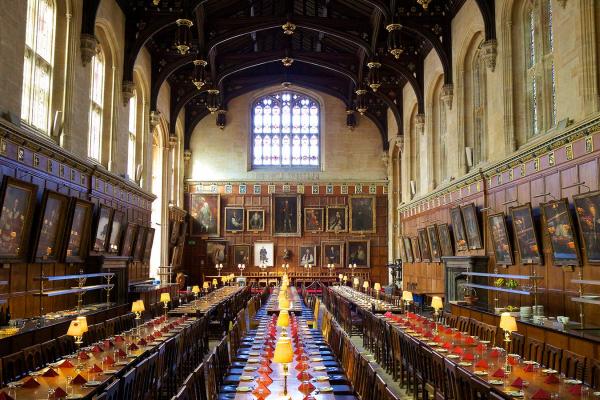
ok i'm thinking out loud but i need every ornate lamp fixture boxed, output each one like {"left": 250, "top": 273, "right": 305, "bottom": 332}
{"left": 282, "top": 22, "right": 296, "bottom": 35}
{"left": 367, "top": 61, "right": 382, "bottom": 92}
{"left": 386, "top": 23, "right": 404, "bottom": 59}
{"left": 174, "top": 18, "right": 194, "bottom": 55}
{"left": 355, "top": 86, "right": 368, "bottom": 115}
{"left": 153, "top": 0, "right": 160, "bottom": 5}
{"left": 216, "top": 109, "right": 227, "bottom": 129}
{"left": 281, "top": 57, "right": 294, "bottom": 67}
{"left": 207, "top": 88, "right": 220, "bottom": 114}
{"left": 417, "top": 0, "right": 432, "bottom": 10}
{"left": 346, "top": 107, "right": 356, "bottom": 130}
{"left": 192, "top": 59, "right": 208, "bottom": 89}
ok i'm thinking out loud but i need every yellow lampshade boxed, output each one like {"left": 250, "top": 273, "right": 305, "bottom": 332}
{"left": 363, "top": 281, "right": 369, "bottom": 289}
{"left": 222, "top": 276, "right": 227, "bottom": 283}
{"left": 402, "top": 291, "right": 413, "bottom": 302}
{"left": 279, "top": 298, "right": 290, "bottom": 309}
{"left": 160, "top": 293, "right": 171, "bottom": 303}
{"left": 131, "top": 300, "right": 145, "bottom": 313}
{"left": 353, "top": 277, "right": 359, "bottom": 286}
{"left": 431, "top": 296, "right": 443, "bottom": 310}
{"left": 343, "top": 275, "right": 348, "bottom": 282}
{"left": 277, "top": 310, "right": 290, "bottom": 327}
{"left": 499, "top": 312, "right": 518, "bottom": 332}
{"left": 338, "top": 274, "right": 343, "bottom": 280}
{"left": 273, "top": 339, "right": 294, "bottom": 364}
{"left": 212, "top": 278, "right": 218, "bottom": 286}
{"left": 374, "top": 283, "right": 381, "bottom": 291}
{"left": 203, "top": 282, "right": 210, "bottom": 289}
{"left": 67, "top": 316, "right": 88, "bottom": 337}
{"left": 191, "top": 285, "right": 200, "bottom": 294}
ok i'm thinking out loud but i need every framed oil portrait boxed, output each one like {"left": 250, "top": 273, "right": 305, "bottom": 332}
{"left": 247, "top": 209, "right": 265, "bottom": 232}
{"left": 169, "top": 220, "right": 180, "bottom": 245}
{"left": 427, "top": 225, "right": 442, "bottom": 262}
{"left": 411, "top": 237, "right": 421, "bottom": 262}
{"left": 133, "top": 226, "right": 147, "bottom": 262}
{"left": 272, "top": 194, "right": 301, "bottom": 237}
{"left": 347, "top": 240, "right": 370, "bottom": 267}
{"left": 0, "top": 177, "right": 37, "bottom": 263}
{"left": 33, "top": 190, "right": 70, "bottom": 263}
{"left": 108, "top": 210, "right": 125, "bottom": 254}
{"left": 510, "top": 203, "right": 542, "bottom": 264}
{"left": 574, "top": 191, "right": 600, "bottom": 263}
{"left": 177, "top": 221, "right": 187, "bottom": 246}
{"left": 142, "top": 228, "right": 155, "bottom": 264}
{"left": 437, "top": 223, "right": 454, "bottom": 257}
{"left": 398, "top": 238, "right": 407, "bottom": 263}
{"left": 206, "top": 240, "right": 226, "bottom": 267}
{"left": 304, "top": 207, "right": 324, "bottom": 232}
{"left": 488, "top": 213, "right": 513, "bottom": 265}
{"left": 326, "top": 206, "right": 347, "bottom": 233}
{"left": 450, "top": 206, "right": 468, "bottom": 252}
{"left": 541, "top": 199, "right": 580, "bottom": 266}
{"left": 254, "top": 242, "right": 274, "bottom": 266}
{"left": 189, "top": 194, "right": 220, "bottom": 237}
{"left": 64, "top": 198, "right": 94, "bottom": 263}
{"left": 321, "top": 241, "right": 344, "bottom": 268}
{"left": 349, "top": 195, "right": 376, "bottom": 234}
{"left": 403, "top": 237, "right": 414, "bottom": 263}
{"left": 233, "top": 244, "right": 251, "bottom": 266}
{"left": 92, "top": 205, "right": 114, "bottom": 253}
{"left": 417, "top": 228, "right": 432, "bottom": 262}
{"left": 120, "top": 223, "right": 137, "bottom": 258}
{"left": 224, "top": 207, "right": 244, "bottom": 233}
{"left": 461, "top": 203, "right": 482, "bottom": 249}
{"left": 299, "top": 245, "right": 317, "bottom": 266}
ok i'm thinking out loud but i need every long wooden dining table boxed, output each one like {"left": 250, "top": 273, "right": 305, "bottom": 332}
{"left": 264, "top": 286, "right": 303, "bottom": 314}
{"left": 0, "top": 314, "right": 196, "bottom": 399}
{"left": 169, "top": 285, "right": 245, "bottom": 316}
{"left": 330, "top": 285, "right": 402, "bottom": 313}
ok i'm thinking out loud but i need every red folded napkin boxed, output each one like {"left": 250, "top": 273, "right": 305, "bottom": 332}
{"left": 103, "top": 356, "right": 115, "bottom": 365}
{"left": 511, "top": 377, "right": 524, "bottom": 388}
{"left": 544, "top": 374, "right": 559, "bottom": 384}
{"left": 508, "top": 355, "right": 519, "bottom": 366}
{"left": 161, "top": 327, "right": 169, "bottom": 333}
{"left": 490, "top": 349, "right": 500, "bottom": 357}
{"left": 442, "top": 342, "right": 452, "bottom": 349}
{"left": 492, "top": 369, "right": 506, "bottom": 378}
{"left": 445, "top": 328, "right": 453, "bottom": 334}
{"left": 137, "top": 338, "right": 147, "bottom": 346}
{"left": 153, "top": 331, "right": 162, "bottom": 338}
{"left": 384, "top": 312, "right": 392, "bottom": 318}
{"left": 58, "top": 359, "right": 74, "bottom": 368}
{"left": 531, "top": 389, "right": 550, "bottom": 399}
{"left": 22, "top": 378, "right": 40, "bottom": 388}
{"left": 424, "top": 331, "right": 433, "bottom": 339}
{"left": 462, "top": 353, "right": 475, "bottom": 361}
{"left": 42, "top": 368, "right": 59, "bottom": 377}
{"left": 71, "top": 374, "right": 87, "bottom": 385}
{"left": 465, "top": 336, "right": 475, "bottom": 344}
{"left": 91, "top": 345, "right": 103, "bottom": 353}
{"left": 116, "top": 349, "right": 127, "bottom": 358}
{"left": 476, "top": 343, "right": 486, "bottom": 352}
{"left": 433, "top": 336, "right": 442, "bottom": 343}
{"left": 78, "top": 351, "right": 90, "bottom": 360}
{"left": 114, "top": 335, "right": 124, "bottom": 342}
{"left": 0, "top": 391, "right": 14, "bottom": 400}
{"left": 452, "top": 347, "right": 464, "bottom": 355}
{"left": 454, "top": 332, "right": 462, "bottom": 339}
{"left": 128, "top": 343, "right": 139, "bottom": 351}
{"left": 103, "top": 340, "right": 113, "bottom": 349}
{"left": 52, "top": 387, "right": 67, "bottom": 399}
{"left": 523, "top": 364, "right": 535, "bottom": 372}
{"left": 146, "top": 335, "right": 155, "bottom": 342}
{"left": 89, "top": 364, "right": 103, "bottom": 373}
{"left": 475, "top": 360, "right": 489, "bottom": 369}
{"left": 569, "top": 385, "right": 582, "bottom": 395}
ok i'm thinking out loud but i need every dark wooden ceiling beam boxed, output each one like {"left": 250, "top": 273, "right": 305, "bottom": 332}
{"left": 474, "top": 0, "right": 496, "bottom": 41}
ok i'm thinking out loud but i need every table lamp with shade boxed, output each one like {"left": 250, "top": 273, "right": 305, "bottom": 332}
{"left": 212, "top": 278, "right": 218, "bottom": 289}
{"left": 338, "top": 273, "right": 343, "bottom": 284}
{"left": 353, "top": 277, "right": 360, "bottom": 289}
{"left": 373, "top": 282, "right": 381, "bottom": 300}
{"left": 273, "top": 338, "right": 294, "bottom": 397}
{"left": 363, "top": 281, "right": 369, "bottom": 293}
{"left": 191, "top": 285, "right": 200, "bottom": 299}
{"left": 67, "top": 316, "right": 88, "bottom": 370}
{"left": 202, "top": 281, "right": 210, "bottom": 294}
{"left": 160, "top": 292, "right": 171, "bottom": 318}
{"left": 343, "top": 275, "right": 348, "bottom": 285}
{"left": 277, "top": 310, "right": 290, "bottom": 336}
{"left": 402, "top": 291, "right": 413, "bottom": 312}
{"left": 430, "top": 296, "right": 443, "bottom": 333}
{"left": 131, "top": 300, "right": 145, "bottom": 337}
{"left": 499, "top": 312, "right": 517, "bottom": 371}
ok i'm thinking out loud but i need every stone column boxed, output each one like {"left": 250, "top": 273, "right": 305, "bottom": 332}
{"left": 579, "top": 0, "right": 599, "bottom": 115}
{"left": 59, "top": 2, "right": 79, "bottom": 152}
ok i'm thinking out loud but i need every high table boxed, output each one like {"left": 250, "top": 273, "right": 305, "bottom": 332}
{"left": 330, "top": 286, "right": 402, "bottom": 313}
{"left": 1, "top": 314, "right": 196, "bottom": 399}
{"left": 264, "top": 286, "right": 303, "bottom": 315}
{"left": 169, "top": 285, "right": 245, "bottom": 316}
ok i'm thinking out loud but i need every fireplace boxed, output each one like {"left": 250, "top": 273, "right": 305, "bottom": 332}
{"left": 441, "top": 256, "right": 489, "bottom": 310}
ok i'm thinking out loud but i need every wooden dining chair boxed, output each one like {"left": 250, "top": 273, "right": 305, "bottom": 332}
{"left": 120, "top": 367, "right": 137, "bottom": 398}
{"left": 509, "top": 332, "right": 525, "bottom": 357}
{"left": 22, "top": 344, "right": 44, "bottom": 372}
{"left": 562, "top": 350, "right": 586, "bottom": 381}
{"left": 444, "top": 358, "right": 459, "bottom": 400}
{"left": 2, "top": 351, "right": 26, "bottom": 383}
{"left": 456, "top": 316, "right": 471, "bottom": 334}
{"left": 475, "top": 322, "right": 498, "bottom": 346}
{"left": 524, "top": 337, "right": 544, "bottom": 363}
{"left": 385, "top": 386, "right": 401, "bottom": 400}
{"left": 95, "top": 377, "right": 120, "bottom": 400}
{"left": 456, "top": 366, "right": 474, "bottom": 400}
{"left": 469, "top": 373, "right": 492, "bottom": 399}
{"left": 429, "top": 350, "right": 447, "bottom": 400}
{"left": 587, "top": 358, "right": 600, "bottom": 389}
{"left": 40, "top": 339, "right": 61, "bottom": 364}
{"left": 542, "top": 343, "right": 562, "bottom": 371}
{"left": 191, "top": 363, "right": 208, "bottom": 400}
{"left": 133, "top": 357, "right": 150, "bottom": 400}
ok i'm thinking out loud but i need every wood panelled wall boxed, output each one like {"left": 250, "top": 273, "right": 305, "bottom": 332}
{"left": 400, "top": 117, "right": 600, "bottom": 323}
{"left": 182, "top": 183, "right": 388, "bottom": 286}
{"left": 0, "top": 121, "right": 154, "bottom": 318}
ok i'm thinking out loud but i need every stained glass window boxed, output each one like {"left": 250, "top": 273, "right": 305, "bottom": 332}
{"left": 88, "top": 50, "right": 105, "bottom": 161}
{"left": 21, "top": 0, "right": 55, "bottom": 133}
{"left": 128, "top": 90, "right": 137, "bottom": 179}
{"left": 252, "top": 92, "right": 320, "bottom": 168}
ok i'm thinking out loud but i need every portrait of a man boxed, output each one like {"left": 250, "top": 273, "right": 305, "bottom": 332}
{"left": 272, "top": 195, "right": 301, "bottom": 236}
{"left": 0, "top": 177, "right": 37, "bottom": 262}
{"left": 347, "top": 240, "right": 369, "bottom": 267}
{"left": 93, "top": 206, "right": 114, "bottom": 253}
{"left": 34, "top": 191, "right": 70, "bottom": 262}
{"left": 450, "top": 206, "right": 468, "bottom": 252}
{"left": 461, "top": 203, "right": 482, "bottom": 250}
{"left": 120, "top": 223, "right": 137, "bottom": 258}
{"left": 65, "top": 199, "right": 93, "bottom": 262}
{"left": 189, "top": 194, "right": 220, "bottom": 237}
{"left": 304, "top": 208, "right": 324, "bottom": 232}
{"left": 510, "top": 203, "right": 542, "bottom": 264}
{"left": 299, "top": 245, "right": 316, "bottom": 266}
{"left": 207, "top": 241, "right": 226, "bottom": 267}
{"left": 225, "top": 207, "right": 244, "bottom": 233}
{"left": 233, "top": 244, "right": 250, "bottom": 265}
{"left": 326, "top": 206, "right": 347, "bottom": 232}
{"left": 541, "top": 199, "right": 580, "bottom": 266}
{"left": 321, "top": 241, "right": 344, "bottom": 268}
{"left": 488, "top": 213, "right": 513, "bottom": 265}
{"left": 108, "top": 210, "right": 125, "bottom": 254}
{"left": 253, "top": 242, "right": 274, "bottom": 266}
{"left": 427, "top": 225, "right": 442, "bottom": 262}
{"left": 349, "top": 196, "right": 376, "bottom": 233}
{"left": 575, "top": 191, "right": 600, "bottom": 263}
{"left": 247, "top": 209, "right": 265, "bottom": 231}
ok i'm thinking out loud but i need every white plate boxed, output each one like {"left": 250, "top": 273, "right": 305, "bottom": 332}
{"left": 240, "top": 376, "right": 254, "bottom": 381}
{"left": 565, "top": 379, "right": 582, "bottom": 385}
{"left": 243, "top": 366, "right": 258, "bottom": 371}
{"left": 505, "top": 390, "right": 524, "bottom": 397}
{"left": 523, "top": 361, "right": 538, "bottom": 365}
{"left": 447, "top": 355, "right": 460, "bottom": 359}
{"left": 488, "top": 380, "right": 504, "bottom": 385}
{"left": 437, "top": 349, "right": 448, "bottom": 353}
{"left": 458, "top": 362, "right": 472, "bottom": 367}
{"left": 318, "top": 387, "right": 333, "bottom": 393}
{"left": 236, "top": 386, "right": 252, "bottom": 392}
{"left": 313, "top": 366, "right": 326, "bottom": 371}
{"left": 84, "top": 381, "right": 102, "bottom": 387}
{"left": 314, "top": 376, "right": 329, "bottom": 382}
{"left": 247, "top": 358, "right": 260, "bottom": 363}
{"left": 474, "top": 371, "right": 488, "bottom": 376}
{"left": 542, "top": 369, "right": 558, "bottom": 374}
{"left": 311, "top": 358, "right": 324, "bottom": 362}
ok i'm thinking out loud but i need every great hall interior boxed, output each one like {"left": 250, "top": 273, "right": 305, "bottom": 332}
{"left": 2, "top": 0, "right": 600, "bottom": 399}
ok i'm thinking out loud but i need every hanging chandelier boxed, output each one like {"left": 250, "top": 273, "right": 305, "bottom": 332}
{"left": 367, "top": 61, "right": 381, "bottom": 92}
{"left": 207, "top": 89, "right": 220, "bottom": 114}
{"left": 192, "top": 59, "right": 208, "bottom": 90}
{"left": 282, "top": 22, "right": 297, "bottom": 35}
{"left": 417, "top": 0, "right": 432, "bottom": 10}
{"left": 386, "top": 24, "right": 404, "bottom": 59}
{"left": 174, "top": 18, "right": 193, "bottom": 55}
{"left": 281, "top": 57, "right": 294, "bottom": 67}
{"left": 355, "top": 87, "right": 368, "bottom": 115}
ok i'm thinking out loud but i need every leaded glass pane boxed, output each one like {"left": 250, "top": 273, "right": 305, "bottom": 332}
{"left": 262, "top": 135, "right": 271, "bottom": 165}
{"left": 271, "top": 135, "right": 280, "bottom": 165}
{"left": 292, "top": 134, "right": 301, "bottom": 165}
{"left": 254, "top": 136, "right": 263, "bottom": 165}
{"left": 528, "top": 10, "right": 535, "bottom": 68}
{"left": 281, "top": 135, "right": 291, "bottom": 165}
{"left": 301, "top": 135, "right": 309, "bottom": 165}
